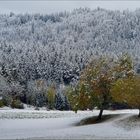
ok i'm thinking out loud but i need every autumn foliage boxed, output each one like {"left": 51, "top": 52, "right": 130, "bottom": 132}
{"left": 67, "top": 55, "right": 136, "bottom": 119}
{"left": 111, "top": 76, "right": 140, "bottom": 117}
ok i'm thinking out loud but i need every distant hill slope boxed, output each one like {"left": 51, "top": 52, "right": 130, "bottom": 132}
{"left": 0, "top": 8, "right": 140, "bottom": 85}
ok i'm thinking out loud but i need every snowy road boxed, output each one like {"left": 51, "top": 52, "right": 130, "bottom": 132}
{"left": 0, "top": 109, "right": 139, "bottom": 139}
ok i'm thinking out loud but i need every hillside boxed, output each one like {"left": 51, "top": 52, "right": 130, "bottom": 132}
{"left": 0, "top": 8, "right": 140, "bottom": 108}
{"left": 0, "top": 8, "right": 140, "bottom": 85}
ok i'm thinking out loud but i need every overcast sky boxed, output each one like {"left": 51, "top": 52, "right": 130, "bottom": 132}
{"left": 0, "top": 1, "right": 140, "bottom": 14}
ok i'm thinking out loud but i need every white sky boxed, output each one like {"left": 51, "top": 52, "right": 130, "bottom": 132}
{"left": 0, "top": 1, "right": 140, "bottom": 14}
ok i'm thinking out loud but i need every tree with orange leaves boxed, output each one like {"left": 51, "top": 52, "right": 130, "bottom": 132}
{"left": 69, "top": 55, "right": 133, "bottom": 120}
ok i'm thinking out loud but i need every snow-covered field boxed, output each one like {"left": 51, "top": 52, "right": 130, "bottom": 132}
{"left": 0, "top": 108, "right": 139, "bottom": 139}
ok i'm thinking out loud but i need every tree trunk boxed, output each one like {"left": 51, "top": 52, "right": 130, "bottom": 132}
{"left": 138, "top": 109, "right": 140, "bottom": 117}
{"left": 97, "top": 109, "right": 104, "bottom": 120}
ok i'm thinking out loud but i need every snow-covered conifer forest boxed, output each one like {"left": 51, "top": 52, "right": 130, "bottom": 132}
{"left": 0, "top": 8, "right": 140, "bottom": 109}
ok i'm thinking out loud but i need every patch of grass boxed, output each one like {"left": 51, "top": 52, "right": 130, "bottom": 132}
{"left": 76, "top": 114, "right": 120, "bottom": 126}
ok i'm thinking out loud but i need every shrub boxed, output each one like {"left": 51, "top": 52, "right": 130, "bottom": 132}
{"left": 11, "top": 99, "right": 24, "bottom": 109}
{"left": 2, "top": 95, "right": 12, "bottom": 106}
{"left": 0, "top": 99, "right": 4, "bottom": 107}
{"left": 47, "top": 85, "right": 56, "bottom": 109}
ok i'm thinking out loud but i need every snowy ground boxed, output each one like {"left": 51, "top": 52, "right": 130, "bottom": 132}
{"left": 0, "top": 108, "right": 140, "bottom": 139}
